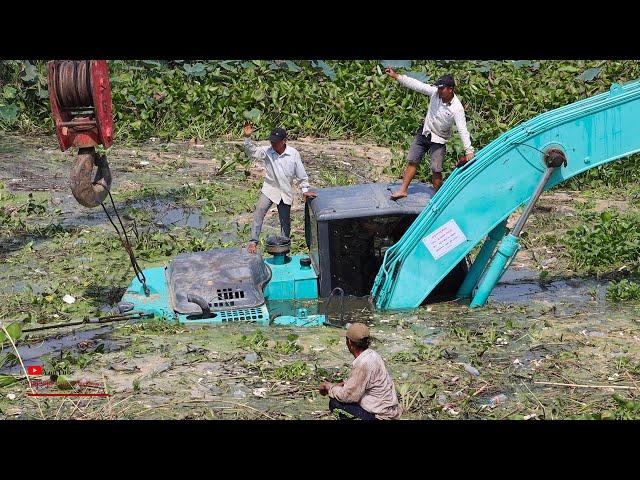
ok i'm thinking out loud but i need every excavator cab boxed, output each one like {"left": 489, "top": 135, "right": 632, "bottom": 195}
{"left": 305, "top": 182, "right": 468, "bottom": 302}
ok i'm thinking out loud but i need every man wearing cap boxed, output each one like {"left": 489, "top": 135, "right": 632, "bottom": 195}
{"left": 243, "top": 122, "right": 317, "bottom": 254}
{"left": 318, "top": 322, "right": 402, "bottom": 420}
{"left": 385, "top": 68, "right": 475, "bottom": 198}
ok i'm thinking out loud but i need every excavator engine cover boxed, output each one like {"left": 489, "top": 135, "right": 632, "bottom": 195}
{"left": 166, "top": 248, "right": 271, "bottom": 315}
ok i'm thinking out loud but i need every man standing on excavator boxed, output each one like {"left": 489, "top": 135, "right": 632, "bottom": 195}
{"left": 385, "top": 68, "right": 475, "bottom": 198}
{"left": 243, "top": 122, "right": 317, "bottom": 253}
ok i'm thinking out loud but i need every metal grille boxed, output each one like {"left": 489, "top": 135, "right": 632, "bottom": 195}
{"left": 217, "top": 306, "right": 267, "bottom": 322}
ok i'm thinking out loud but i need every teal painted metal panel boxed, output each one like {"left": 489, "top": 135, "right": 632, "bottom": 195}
{"left": 273, "top": 312, "right": 326, "bottom": 326}
{"left": 121, "top": 267, "right": 175, "bottom": 319}
{"left": 122, "top": 267, "right": 270, "bottom": 324}
{"left": 123, "top": 256, "right": 323, "bottom": 326}
{"left": 264, "top": 255, "right": 319, "bottom": 300}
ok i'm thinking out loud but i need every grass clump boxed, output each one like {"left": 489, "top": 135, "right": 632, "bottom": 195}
{"left": 563, "top": 211, "right": 640, "bottom": 274}
{"left": 606, "top": 279, "right": 640, "bottom": 303}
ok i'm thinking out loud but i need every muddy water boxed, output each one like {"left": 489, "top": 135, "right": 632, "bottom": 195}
{"left": 267, "top": 295, "right": 375, "bottom": 327}
{"left": 2, "top": 265, "right": 607, "bottom": 376}
{"left": 53, "top": 197, "right": 210, "bottom": 230}
{"left": 1, "top": 325, "right": 129, "bottom": 375}
{"left": 490, "top": 267, "right": 605, "bottom": 314}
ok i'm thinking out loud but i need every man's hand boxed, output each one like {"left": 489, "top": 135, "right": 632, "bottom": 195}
{"left": 385, "top": 67, "right": 399, "bottom": 79}
{"left": 455, "top": 152, "right": 475, "bottom": 168}
{"left": 243, "top": 122, "right": 253, "bottom": 138}
{"left": 247, "top": 242, "right": 257, "bottom": 254}
{"left": 303, "top": 191, "right": 317, "bottom": 201}
{"left": 319, "top": 380, "right": 333, "bottom": 396}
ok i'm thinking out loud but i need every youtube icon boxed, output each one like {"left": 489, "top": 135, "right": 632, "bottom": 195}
{"left": 27, "top": 365, "right": 43, "bottom": 376}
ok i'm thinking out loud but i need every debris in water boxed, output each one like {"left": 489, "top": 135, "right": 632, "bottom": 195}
{"left": 463, "top": 363, "right": 480, "bottom": 377}
{"left": 109, "top": 362, "right": 140, "bottom": 372}
{"left": 253, "top": 387, "right": 268, "bottom": 398}
{"left": 62, "top": 294, "right": 76, "bottom": 304}
{"left": 244, "top": 352, "right": 259, "bottom": 363}
{"left": 151, "top": 362, "right": 172, "bottom": 376}
{"left": 444, "top": 406, "right": 460, "bottom": 416}
{"left": 233, "top": 388, "right": 247, "bottom": 399}
{"left": 488, "top": 394, "right": 507, "bottom": 407}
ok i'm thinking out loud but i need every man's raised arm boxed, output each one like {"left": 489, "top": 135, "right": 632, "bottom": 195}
{"left": 243, "top": 122, "right": 266, "bottom": 160}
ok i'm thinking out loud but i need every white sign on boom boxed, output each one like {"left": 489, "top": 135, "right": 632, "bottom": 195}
{"left": 422, "top": 219, "right": 467, "bottom": 260}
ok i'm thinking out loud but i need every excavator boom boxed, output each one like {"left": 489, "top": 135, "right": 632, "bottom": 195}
{"left": 372, "top": 80, "right": 640, "bottom": 310}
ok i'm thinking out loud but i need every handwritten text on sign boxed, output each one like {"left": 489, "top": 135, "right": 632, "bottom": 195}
{"left": 422, "top": 219, "right": 467, "bottom": 260}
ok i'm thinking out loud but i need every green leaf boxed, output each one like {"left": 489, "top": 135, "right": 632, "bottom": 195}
{"left": 183, "top": 63, "right": 206, "bottom": 76}
{"left": 2, "top": 86, "right": 17, "bottom": 98}
{"left": 0, "top": 353, "right": 19, "bottom": 369}
{"left": 219, "top": 61, "right": 237, "bottom": 73}
{"left": 285, "top": 61, "right": 301, "bottom": 72}
{"left": 600, "top": 211, "right": 612, "bottom": 222}
{"left": 0, "top": 104, "right": 19, "bottom": 123}
{"left": 576, "top": 67, "right": 601, "bottom": 82}
{"left": 313, "top": 61, "right": 336, "bottom": 80}
{"left": 20, "top": 60, "right": 38, "bottom": 82}
{"left": 37, "top": 87, "right": 49, "bottom": 99}
{"left": 8, "top": 322, "right": 22, "bottom": 341}
{"left": 0, "top": 375, "right": 19, "bottom": 388}
{"left": 380, "top": 60, "right": 412, "bottom": 69}
{"left": 243, "top": 108, "right": 262, "bottom": 123}
{"left": 513, "top": 60, "right": 531, "bottom": 69}
{"left": 0, "top": 322, "right": 22, "bottom": 345}
{"left": 56, "top": 375, "right": 73, "bottom": 390}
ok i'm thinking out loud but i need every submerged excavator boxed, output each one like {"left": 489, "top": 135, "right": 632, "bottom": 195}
{"left": 48, "top": 60, "right": 640, "bottom": 327}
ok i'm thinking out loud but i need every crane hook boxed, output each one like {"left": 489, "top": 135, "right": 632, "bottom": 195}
{"left": 70, "top": 147, "right": 112, "bottom": 208}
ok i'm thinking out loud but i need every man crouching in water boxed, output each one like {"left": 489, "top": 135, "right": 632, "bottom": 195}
{"left": 319, "top": 323, "right": 401, "bottom": 420}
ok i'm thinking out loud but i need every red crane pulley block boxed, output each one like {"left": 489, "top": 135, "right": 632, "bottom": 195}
{"left": 47, "top": 60, "right": 114, "bottom": 151}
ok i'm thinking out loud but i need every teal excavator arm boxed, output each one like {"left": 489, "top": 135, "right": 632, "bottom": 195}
{"left": 372, "top": 80, "right": 640, "bottom": 310}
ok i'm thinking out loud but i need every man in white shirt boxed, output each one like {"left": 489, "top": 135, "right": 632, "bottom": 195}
{"left": 385, "top": 68, "right": 475, "bottom": 198}
{"left": 243, "top": 123, "right": 317, "bottom": 253}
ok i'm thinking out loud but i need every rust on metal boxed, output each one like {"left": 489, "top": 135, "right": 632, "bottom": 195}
{"left": 48, "top": 60, "right": 115, "bottom": 207}
{"left": 70, "top": 147, "right": 112, "bottom": 208}
{"left": 544, "top": 148, "right": 568, "bottom": 168}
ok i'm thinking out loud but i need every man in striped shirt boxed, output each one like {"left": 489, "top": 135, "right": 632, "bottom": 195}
{"left": 385, "top": 68, "right": 475, "bottom": 198}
